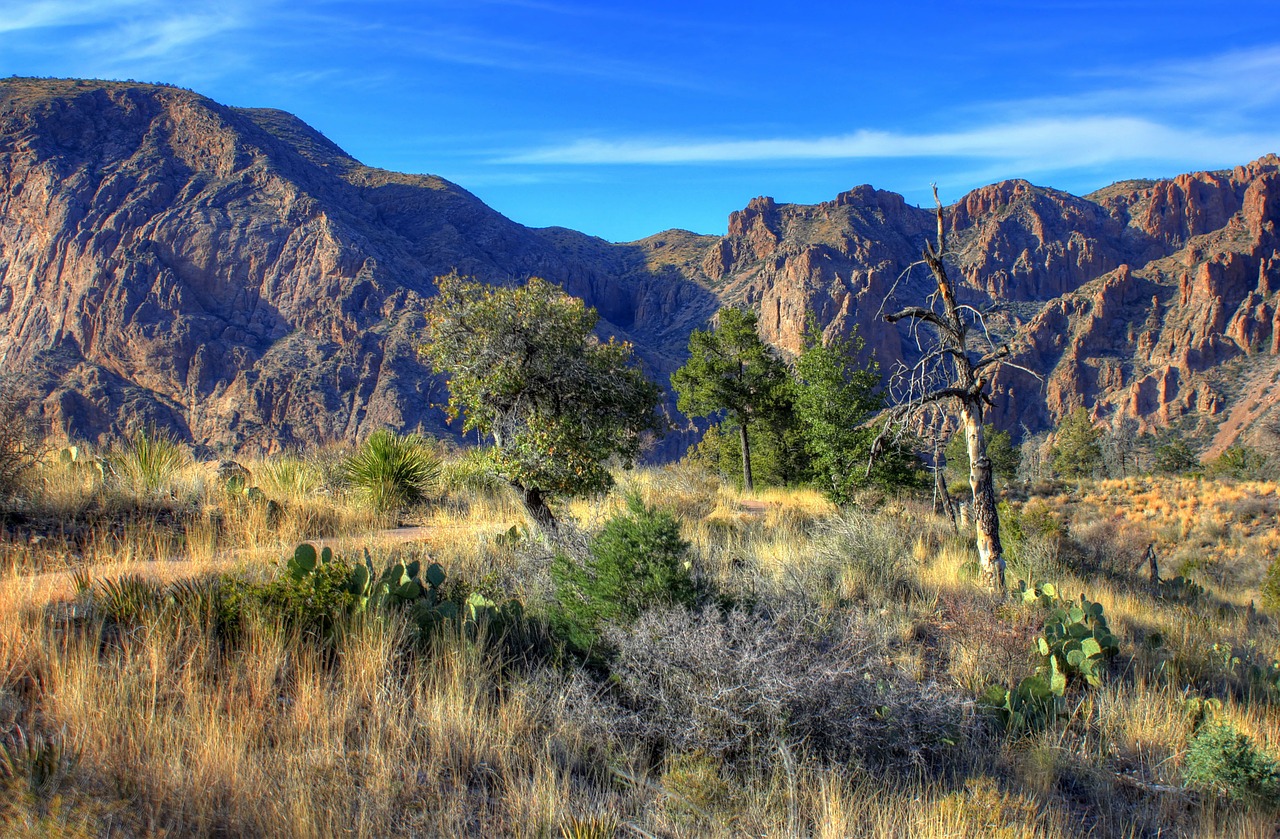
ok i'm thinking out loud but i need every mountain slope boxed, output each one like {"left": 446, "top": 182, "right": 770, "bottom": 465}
{"left": 3, "top": 77, "right": 1280, "bottom": 457}
{"left": 0, "top": 78, "right": 717, "bottom": 453}
{"left": 700, "top": 160, "right": 1280, "bottom": 451}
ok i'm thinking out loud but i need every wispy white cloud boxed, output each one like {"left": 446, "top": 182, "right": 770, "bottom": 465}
{"left": 0, "top": 0, "right": 252, "bottom": 72}
{"left": 501, "top": 117, "right": 1278, "bottom": 169}
{"left": 500, "top": 45, "right": 1280, "bottom": 173}
{"left": 82, "top": 10, "right": 244, "bottom": 63}
{"left": 0, "top": 0, "right": 153, "bottom": 33}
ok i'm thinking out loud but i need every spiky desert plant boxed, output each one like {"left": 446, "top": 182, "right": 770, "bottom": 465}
{"left": 257, "top": 455, "right": 324, "bottom": 498}
{"left": 108, "top": 425, "right": 190, "bottom": 498}
{"left": 341, "top": 429, "right": 441, "bottom": 513}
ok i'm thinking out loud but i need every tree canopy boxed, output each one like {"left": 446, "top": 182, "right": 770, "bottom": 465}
{"left": 671, "top": 307, "right": 788, "bottom": 492}
{"left": 793, "top": 321, "right": 920, "bottom": 502}
{"left": 1051, "top": 407, "right": 1103, "bottom": 479}
{"left": 420, "top": 273, "right": 662, "bottom": 528}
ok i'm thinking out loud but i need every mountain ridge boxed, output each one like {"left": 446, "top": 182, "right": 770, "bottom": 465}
{"left": 3, "top": 77, "right": 1279, "bottom": 458}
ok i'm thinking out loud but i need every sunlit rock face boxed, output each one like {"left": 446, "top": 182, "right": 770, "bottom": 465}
{"left": 0, "top": 78, "right": 717, "bottom": 454}
{"left": 4, "top": 77, "right": 1280, "bottom": 455}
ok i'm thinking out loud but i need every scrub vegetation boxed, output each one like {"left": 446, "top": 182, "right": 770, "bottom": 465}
{"left": 2, "top": 428, "right": 1280, "bottom": 838}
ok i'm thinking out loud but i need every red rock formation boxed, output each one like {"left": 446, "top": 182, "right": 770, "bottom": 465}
{"left": 5, "top": 77, "right": 1280, "bottom": 455}
{"left": 0, "top": 79, "right": 717, "bottom": 453}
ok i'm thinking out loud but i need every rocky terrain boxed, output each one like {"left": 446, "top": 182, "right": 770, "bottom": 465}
{"left": 0, "top": 78, "right": 718, "bottom": 454}
{"left": 691, "top": 157, "right": 1280, "bottom": 454}
{"left": 2, "top": 77, "right": 1279, "bottom": 455}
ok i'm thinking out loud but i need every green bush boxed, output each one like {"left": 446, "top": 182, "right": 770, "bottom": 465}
{"left": 1152, "top": 438, "right": 1197, "bottom": 475}
{"left": 259, "top": 545, "right": 361, "bottom": 639}
{"left": 1262, "top": 559, "right": 1280, "bottom": 614}
{"left": 1183, "top": 722, "right": 1280, "bottom": 807}
{"left": 550, "top": 494, "right": 696, "bottom": 656}
{"left": 0, "top": 379, "right": 38, "bottom": 503}
{"left": 1206, "top": 445, "right": 1270, "bottom": 481}
{"left": 107, "top": 425, "right": 190, "bottom": 497}
{"left": 341, "top": 429, "right": 441, "bottom": 513}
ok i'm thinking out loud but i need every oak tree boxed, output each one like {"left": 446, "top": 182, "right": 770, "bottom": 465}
{"left": 420, "top": 273, "right": 663, "bottom": 530}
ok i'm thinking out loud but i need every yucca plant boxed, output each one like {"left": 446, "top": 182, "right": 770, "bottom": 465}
{"left": 558, "top": 814, "right": 619, "bottom": 839}
{"left": 341, "top": 429, "right": 441, "bottom": 513}
{"left": 257, "top": 455, "right": 323, "bottom": 498}
{"left": 95, "top": 574, "right": 168, "bottom": 625}
{"left": 108, "top": 425, "right": 190, "bottom": 497}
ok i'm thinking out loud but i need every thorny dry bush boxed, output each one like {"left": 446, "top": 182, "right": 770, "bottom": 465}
{"left": 549, "top": 606, "right": 971, "bottom": 775}
{"left": 0, "top": 380, "right": 39, "bottom": 504}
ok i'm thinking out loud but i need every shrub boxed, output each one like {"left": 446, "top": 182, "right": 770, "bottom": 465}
{"left": 341, "top": 429, "right": 441, "bottom": 513}
{"left": 258, "top": 546, "right": 361, "bottom": 639}
{"left": 1183, "top": 722, "right": 1280, "bottom": 807}
{"left": 603, "top": 606, "right": 965, "bottom": 771}
{"left": 1261, "top": 559, "right": 1280, "bottom": 614}
{"left": 0, "top": 379, "right": 38, "bottom": 503}
{"left": 810, "top": 509, "right": 922, "bottom": 604}
{"left": 1152, "top": 438, "right": 1197, "bottom": 474}
{"left": 107, "top": 425, "right": 190, "bottom": 497}
{"left": 1206, "top": 445, "right": 1270, "bottom": 481}
{"left": 550, "top": 494, "right": 695, "bottom": 656}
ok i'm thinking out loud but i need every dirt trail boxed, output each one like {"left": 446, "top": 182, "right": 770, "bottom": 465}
{"left": 3, "top": 523, "right": 461, "bottom": 606}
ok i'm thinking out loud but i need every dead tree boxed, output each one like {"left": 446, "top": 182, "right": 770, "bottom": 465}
{"left": 873, "top": 186, "right": 1021, "bottom": 592}
{"left": 916, "top": 408, "right": 957, "bottom": 530}
{"left": 931, "top": 433, "right": 958, "bottom": 531}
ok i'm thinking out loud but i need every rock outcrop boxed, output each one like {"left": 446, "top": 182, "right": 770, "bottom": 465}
{"left": 0, "top": 78, "right": 717, "bottom": 454}
{"left": 700, "top": 156, "right": 1280, "bottom": 451}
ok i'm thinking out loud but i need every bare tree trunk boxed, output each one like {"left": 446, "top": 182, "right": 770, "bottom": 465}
{"left": 738, "top": 421, "right": 754, "bottom": 493}
{"left": 933, "top": 438, "right": 958, "bottom": 530}
{"left": 962, "top": 403, "right": 1005, "bottom": 590}
{"left": 516, "top": 484, "right": 558, "bottom": 532}
{"left": 878, "top": 185, "right": 1019, "bottom": 594}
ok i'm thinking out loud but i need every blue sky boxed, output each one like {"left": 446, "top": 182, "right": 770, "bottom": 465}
{"left": 3, "top": 0, "right": 1279, "bottom": 242}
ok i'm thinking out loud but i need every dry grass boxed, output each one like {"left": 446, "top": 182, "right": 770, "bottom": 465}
{"left": 3, "top": 459, "right": 1280, "bottom": 836}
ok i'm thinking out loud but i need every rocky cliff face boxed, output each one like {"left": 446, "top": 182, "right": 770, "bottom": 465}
{"left": 0, "top": 79, "right": 717, "bottom": 453}
{"left": 4, "top": 77, "right": 1279, "bottom": 456}
{"left": 701, "top": 156, "right": 1280, "bottom": 451}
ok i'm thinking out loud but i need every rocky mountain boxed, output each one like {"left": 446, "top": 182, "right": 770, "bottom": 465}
{"left": 699, "top": 159, "right": 1280, "bottom": 454}
{"left": 3, "top": 77, "right": 1279, "bottom": 457}
{"left": 0, "top": 78, "right": 717, "bottom": 454}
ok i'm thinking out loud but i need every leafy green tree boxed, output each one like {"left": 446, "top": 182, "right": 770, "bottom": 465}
{"left": 671, "top": 307, "right": 789, "bottom": 492}
{"left": 1150, "top": 436, "right": 1198, "bottom": 475}
{"left": 1206, "top": 445, "right": 1270, "bottom": 481}
{"left": 946, "top": 424, "right": 1018, "bottom": 488}
{"left": 1051, "top": 407, "right": 1103, "bottom": 479}
{"left": 685, "top": 414, "right": 811, "bottom": 490}
{"left": 420, "top": 274, "right": 663, "bottom": 529}
{"left": 792, "top": 322, "right": 920, "bottom": 502}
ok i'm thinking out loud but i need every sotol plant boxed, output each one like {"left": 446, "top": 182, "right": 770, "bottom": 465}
{"left": 108, "top": 425, "right": 190, "bottom": 497}
{"left": 341, "top": 430, "right": 441, "bottom": 513}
